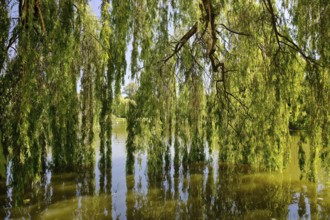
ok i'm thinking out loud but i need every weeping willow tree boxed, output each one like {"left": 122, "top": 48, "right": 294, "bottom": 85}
{"left": 125, "top": 0, "right": 330, "bottom": 175}
{"left": 0, "top": 0, "right": 329, "bottom": 196}
{"left": 0, "top": 0, "right": 116, "bottom": 198}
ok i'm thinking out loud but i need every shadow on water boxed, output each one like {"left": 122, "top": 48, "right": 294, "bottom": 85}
{"left": 1, "top": 120, "right": 330, "bottom": 219}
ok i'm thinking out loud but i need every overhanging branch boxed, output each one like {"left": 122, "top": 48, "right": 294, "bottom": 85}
{"left": 262, "top": 0, "right": 320, "bottom": 66}
{"left": 218, "top": 23, "right": 250, "bottom": 36}
{"left": 163, "top": 23, "right": 197, "bottom": 63}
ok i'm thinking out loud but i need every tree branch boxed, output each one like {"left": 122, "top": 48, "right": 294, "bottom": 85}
{"left": 163, "top": 23, "right": 197, "bottom": 63}
{"left": 262, "top": 0, "right": 280, "bottom": 47}
{"left": 218, "top": 23, "right": 250, "bottom": 36}
{"left": 224, "top": 90, "right": 249, "bottom": 111}
{"left": 262, "top": 0, "right": 320, "bottom": 65}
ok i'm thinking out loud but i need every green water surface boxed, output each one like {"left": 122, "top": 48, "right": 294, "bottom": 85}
{"left": 0, "top": 120, "right": 329, "bottom": 219}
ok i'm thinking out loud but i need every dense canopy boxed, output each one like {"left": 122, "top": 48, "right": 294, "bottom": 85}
{"left": 0, "top": 0, "right": 329, "bottom": 197}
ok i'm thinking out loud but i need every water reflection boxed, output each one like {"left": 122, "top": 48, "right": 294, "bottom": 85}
{"left": 0, "top": 120, "right": 330, "bottom": 219}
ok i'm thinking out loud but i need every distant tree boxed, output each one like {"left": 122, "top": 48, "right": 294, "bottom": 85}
{"left": 123, "top": 82, "right": 138, "bottom": 99}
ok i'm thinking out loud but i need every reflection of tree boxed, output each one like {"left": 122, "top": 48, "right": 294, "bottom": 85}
{"left": 164, "top": 143, "right": 172, "bottom": 201}
{"left": 298, "top": 191, "right": 307, "bottom": 218}
{"left": 193, "top": 164, "right": 293, "bottom": 218}
{"left": 186, "top": 164, "right": 207, "bottom": 219}
{"left": 98, "top": 163, "right": 111, "bottom": 218}
{"left": 125, "top": 158, "right": 134, "bottom": 220}
{"left": 204, "top": 164, "right": 216, "bottom": 219}
{"left": 121, "top": 137, "right": 330, "bottom": 219}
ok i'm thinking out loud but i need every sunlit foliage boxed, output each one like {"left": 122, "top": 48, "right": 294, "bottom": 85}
{"left": 0, "top": 0, "right": 329, "bottom": 199}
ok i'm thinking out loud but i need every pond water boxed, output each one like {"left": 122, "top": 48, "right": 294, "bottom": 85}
{"left": 1, "top": 120, "right": 330, "bottom": 219}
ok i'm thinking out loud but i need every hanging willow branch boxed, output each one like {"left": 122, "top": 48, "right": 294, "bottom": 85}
{"left": 35, "top": 0, "right": 46, "bottom": 33}
{"left": 262, "top": 0, "right": 320, "bottom": 66}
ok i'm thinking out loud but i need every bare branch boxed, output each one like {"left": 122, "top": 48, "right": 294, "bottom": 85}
{"left": 6, "top": 34, "right": 18, "bottom": 52}
{"left": 262, "top": 0, "right": 280, "bottom": 47}
{"left": 163, "top": 23, "right": 198, "bottom": 63}
{"left": 262, "top": 0, "right": 320, "bottom": 66}
{"left": 218, "top": 23, "right": 250, "bottom": 36}
{"left": 224, "top": 90, "right": 249, "bottom": 111}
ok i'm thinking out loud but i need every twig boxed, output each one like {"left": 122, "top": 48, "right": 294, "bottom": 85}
{"left": 262, "top": 0, "right": 320, "bottom": 66}
{"left": 163, "top": 23, "right": 198, "bottom": 63}
{"left": 219, "top": 23, "right": 250, "bottom": 36}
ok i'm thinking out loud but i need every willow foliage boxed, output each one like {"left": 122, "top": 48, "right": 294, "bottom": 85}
{"left": 0, "top": 0, "right": 109, "bottom": 191}
{"left": 0, "top": 0, "right": 329, "bottom": 186}
{"left": 125, "top": 0, "right": 330, "bottom": 174}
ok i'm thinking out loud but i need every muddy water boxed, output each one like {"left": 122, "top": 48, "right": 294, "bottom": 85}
{"left": 0, "top": 120, "right": 329, "bottom": 219}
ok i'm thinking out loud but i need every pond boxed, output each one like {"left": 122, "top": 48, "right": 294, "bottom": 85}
{"left": 1, "top": 120, "right": 330, "bottom": 219}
